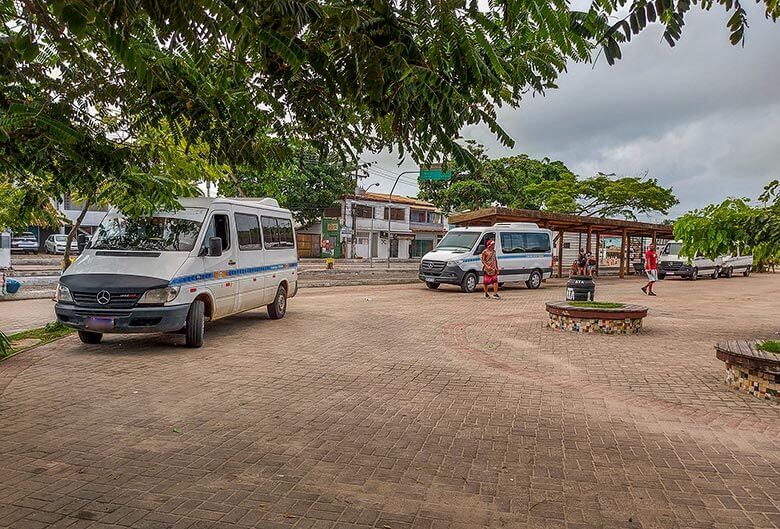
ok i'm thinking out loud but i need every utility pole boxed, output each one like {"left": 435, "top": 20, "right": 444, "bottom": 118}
{"left": 387, "top": 171, "right": 416, "bottom": 269}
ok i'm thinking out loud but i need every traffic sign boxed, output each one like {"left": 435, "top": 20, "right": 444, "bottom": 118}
{"left": 419, "top": 163, "right": 451, "bottom": 181}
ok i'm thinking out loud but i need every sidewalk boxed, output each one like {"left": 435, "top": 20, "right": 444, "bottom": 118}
{"left": 0, "top": 298, "right": 55, "bottom": 334}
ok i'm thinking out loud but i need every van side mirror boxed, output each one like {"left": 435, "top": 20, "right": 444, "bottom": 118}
{"left": 77, "top": 233, "right": 87, "bottom": 252}
{"left": 208, "top": 237, "right": 223, "bottom": 257}
{"left": 476, "top": 244, "right": 485, "bottom": 254}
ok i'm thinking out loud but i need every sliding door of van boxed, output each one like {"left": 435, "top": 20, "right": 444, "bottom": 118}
{"left": 233, "top": 209, "right": 266, "bottom": 312}
{"left": 202, "top": 210, "right": 239, "bottom": 317}
{"left": 498, "top": 232, "right": 525, "bottom": 282}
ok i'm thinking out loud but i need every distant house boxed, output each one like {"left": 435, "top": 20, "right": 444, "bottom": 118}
{"left": 296, "top": 191, "right": 448, "bottom": 259}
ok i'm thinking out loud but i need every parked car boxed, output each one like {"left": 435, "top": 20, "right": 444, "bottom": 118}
{"left": 418, "top": 222, "right": 554, "bottom": 292}
{"left": 10, "top": 232, "right": 39, "bottom": 254}
{"left": 45, "top": 234, "right": 79, "bottom": 254}
{"left": 658, "top": 241, "right": 723, "bottom": 280}
{"left": 720, "top": 252, "right": 753, "bottom": 277}
{"left": 55, "top": 197, "right": 298, "bottom": 347}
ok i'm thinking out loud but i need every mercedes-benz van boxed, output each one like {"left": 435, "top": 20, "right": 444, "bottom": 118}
{"left": 55, "top": 197, "right": 298, "bottom": 347}
{"left": 418, "top": 223, "right": 554, "bottom": 292}
{"left": 658, "top": 240, "right": 723, "bottom": 280}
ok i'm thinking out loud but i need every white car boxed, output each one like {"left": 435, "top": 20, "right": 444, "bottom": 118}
{"left": 45, "top": 234, "right": 79, "bottom": 254}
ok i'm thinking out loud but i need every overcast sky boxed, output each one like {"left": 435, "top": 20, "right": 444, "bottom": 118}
{"left": 361, "top": 4, "right": 780, "bottom": 221}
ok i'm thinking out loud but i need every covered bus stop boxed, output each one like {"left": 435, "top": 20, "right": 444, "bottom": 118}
{"left": 449, "top": 207, "right": 674, "bottom": 278}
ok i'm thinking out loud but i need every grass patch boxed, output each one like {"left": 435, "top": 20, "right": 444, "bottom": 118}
{"left": 0, "top": 322, "right": 74, "bottom": 360}
{"left": 568, "top": 301, "right": 626, "bottom": 309}
{"left": 757, "top": 340, "right": 780, "bottom": 354}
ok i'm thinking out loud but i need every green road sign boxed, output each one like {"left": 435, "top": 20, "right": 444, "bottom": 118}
{"left": 419, "top": 164, "right": 451, "bottom": 181}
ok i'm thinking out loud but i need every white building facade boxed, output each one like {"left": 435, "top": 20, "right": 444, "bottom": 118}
{"left": 342, "top": 192, "right": 447, "bottom": 260}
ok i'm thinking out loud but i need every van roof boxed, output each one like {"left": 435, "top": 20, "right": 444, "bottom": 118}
{"left": 450, "top": 222, "right": 545, "bottom": 231}
{"left": 178, "top": 197, "right": 287, "bottom": 212}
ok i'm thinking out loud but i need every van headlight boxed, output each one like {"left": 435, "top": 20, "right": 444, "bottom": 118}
{"left": 447, "top": 259, "right": 464, "bottom": 268}
{"left": 138, "top": 286, "right": 180, "bottom": 305}
{"left": 56, "top": 284, "right": 73, "bottom": 303}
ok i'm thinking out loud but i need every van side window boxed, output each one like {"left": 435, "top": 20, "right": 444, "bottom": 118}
{"left": 262, "top": 217, "right": 295, "bottom": 249}
{"left": 500, "top": 233, "right": 525, "bottom": 254}
{"left": 235, "top": 213, "right": 262, "bottom": 250}
{"left": 204, "top": 214, "right": 231, "bottom": 251}
{"left": 525, "top": 233, "right": 550, "bottom": 253}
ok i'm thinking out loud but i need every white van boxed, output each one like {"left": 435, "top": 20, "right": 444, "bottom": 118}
{"left": 55, "top": 197, "right": 298, "bottom": 347}
{"left": 658, "top": 240, "right": 722, "bottom": 280}
{"left": 419, "top": 223, "right": 554, "bottom": 292}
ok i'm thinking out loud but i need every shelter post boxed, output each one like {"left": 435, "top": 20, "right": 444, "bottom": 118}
{"left": 557, "top": 229, "right": 564, "bottom": 278}
{"left": 595, "top": 234, "right": 601, "bottom": 277}
{"left": 619, "top": 228, "right": 627, "bottom": 279}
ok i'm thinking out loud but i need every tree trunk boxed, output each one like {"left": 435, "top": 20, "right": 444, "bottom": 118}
{"left": 228, "top": 171, "right": 245, "bottom": 197}
{"left": 62, "top": 199, "right": 92, "bottom": 271}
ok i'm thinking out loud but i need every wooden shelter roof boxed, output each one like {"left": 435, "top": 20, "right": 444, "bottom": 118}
{"left": 449, "top": 207, "right": 674, "bottom": 238}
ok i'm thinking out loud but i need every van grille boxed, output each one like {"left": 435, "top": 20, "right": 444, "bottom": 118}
{"left": 420, "top": 260, "right": 446, "bottom": 275}
{"left": 661, "top": 261, "right": 683, "bottom": 271}
{"left": 72, "top": 291, "right": 141, "bottom": 309}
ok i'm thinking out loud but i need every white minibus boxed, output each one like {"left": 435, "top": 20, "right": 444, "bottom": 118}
{"left": 418, "top": 223, "right": 554, "bottom": 292}
{"left": 55, "top": 197, "right": 298, "bottom": 347}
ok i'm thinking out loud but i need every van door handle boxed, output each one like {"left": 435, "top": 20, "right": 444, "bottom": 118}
{"left": 228, "top": 260, "right": 236, "bottom": 266}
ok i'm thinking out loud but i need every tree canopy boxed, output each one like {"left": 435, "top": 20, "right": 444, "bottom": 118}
{"left": 525, "top": 172, "right": 679, "bottom": 219}
{"left": 673, "top": 181, "right": 780, "bottom": 263}
{"left": 419, "top": 143, "right": 575, "bottom": 212}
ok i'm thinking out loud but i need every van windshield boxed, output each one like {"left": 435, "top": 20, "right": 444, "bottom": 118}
{"left": 436, "top": 231, "right": 480, "bottom": 251}
{"left": 662, "top": 242, "right": 683, "bottom": 256}
{"left": 90, "top": 208, "right": 207, "bottom": 252}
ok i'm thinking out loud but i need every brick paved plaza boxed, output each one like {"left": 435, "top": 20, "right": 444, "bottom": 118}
{"left": 1, "top": 275, "right": 779, "bottom": 529}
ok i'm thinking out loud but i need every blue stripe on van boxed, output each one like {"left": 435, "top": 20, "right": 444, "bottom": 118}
{"left": 463, "top": 252, "right": 552, "bottom": 263}
{"left": 171, "top": 262, "right": 298, "bottom": 286}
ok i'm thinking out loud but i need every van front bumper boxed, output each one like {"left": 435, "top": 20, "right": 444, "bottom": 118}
{"left": 55, "top": 303, "right": 190, "bottom": 334}
{"left": 418, "top": 268, "right": 466, "bottom": 285}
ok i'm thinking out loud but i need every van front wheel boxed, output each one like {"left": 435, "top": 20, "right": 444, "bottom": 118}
{"left": 78, "top": 330, "right": 102, "bottom": 344}
{"left": 185, "top": 300, "right": 205, "bottom": 348}
{"left": 267, "top": 286, "right": 288, "bottom": 319}
{"left": 425, "top": 282, "right": 440, "bottom": 290}
{"left": 461, "top": 272, "right": 478, "bottom": 293}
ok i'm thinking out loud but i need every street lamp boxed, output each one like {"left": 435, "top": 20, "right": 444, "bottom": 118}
{"left": 387, "top": 171, "right": 417, "bottom": 269}
{"left": 359, "top": 182, "right": 380, "bottom": 268}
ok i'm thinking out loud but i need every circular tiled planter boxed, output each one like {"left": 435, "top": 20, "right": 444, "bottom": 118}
{"left": 545, "top": 301, "right": 648, "bottom": 335}
{"left": 715, "top": 341, "right": 780, "bottom": 401}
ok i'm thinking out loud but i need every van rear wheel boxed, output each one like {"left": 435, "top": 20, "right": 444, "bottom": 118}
{"left": 267, "top": 285, "right": 287, "bottom": 319}
{"left": 185, "top": 300, "right": 205, "bottom": 348}
{"left": 78, "top": 330, "right": 102, "bottom": 344}
{"left": 525, "top": 270, "right": 543, "bottom": 289}
{"left": 744, "top": 266, "right": 751, "bottom": 277}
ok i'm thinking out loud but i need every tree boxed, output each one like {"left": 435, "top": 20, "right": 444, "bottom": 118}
{"left": 419, "top": 143, "right": 575, "bottom": 212}
{"left": 674, "top": 181, "right": 780, "bottom": 264}
{"left": 4, "top": 0, "right": 778, "bottom": 176}
{"left": 525, "top": 173, "right": 679, "bottom": 219}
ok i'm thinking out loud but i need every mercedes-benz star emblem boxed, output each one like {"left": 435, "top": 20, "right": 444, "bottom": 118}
{"left": 96, "top": 290, "right": 111, "bottom": 305}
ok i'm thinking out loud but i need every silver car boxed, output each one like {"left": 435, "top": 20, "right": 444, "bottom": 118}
{"left": 45, "top": 234, "right": 79, "bottom": 254}
{"left": 11, "top": 232, "right": 39, "bottom": 254}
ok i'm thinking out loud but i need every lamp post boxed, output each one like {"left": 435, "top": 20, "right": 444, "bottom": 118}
{"left": 360, "top": 182, "right": 380, "bottom": 268}
{"left": 387, "top": 171, "right": 417, "bottom": 269}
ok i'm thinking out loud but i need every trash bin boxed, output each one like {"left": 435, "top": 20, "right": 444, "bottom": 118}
{"left": 5, "top": 277, "right": 21, "bottom": 294}
{"left": 566, "top": 275, "right": 595, "bottom": 301}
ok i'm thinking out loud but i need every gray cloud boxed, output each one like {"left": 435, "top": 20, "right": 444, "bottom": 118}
{"left": 364, "top": 4, "right": 780, "bottom": 220}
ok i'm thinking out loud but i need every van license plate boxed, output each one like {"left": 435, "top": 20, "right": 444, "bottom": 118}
{"left": 85, "top": 317, "right": 114, "bottom": 330}
{"left": 667, "top": 272, "right": 674, "bottom": 275}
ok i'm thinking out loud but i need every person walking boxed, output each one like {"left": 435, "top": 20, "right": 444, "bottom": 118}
{"left": 642, "top": 242, "right": 658, "bottom": 296}
{"left": 481, "top": 239, "right": 500, "bottom": 299}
